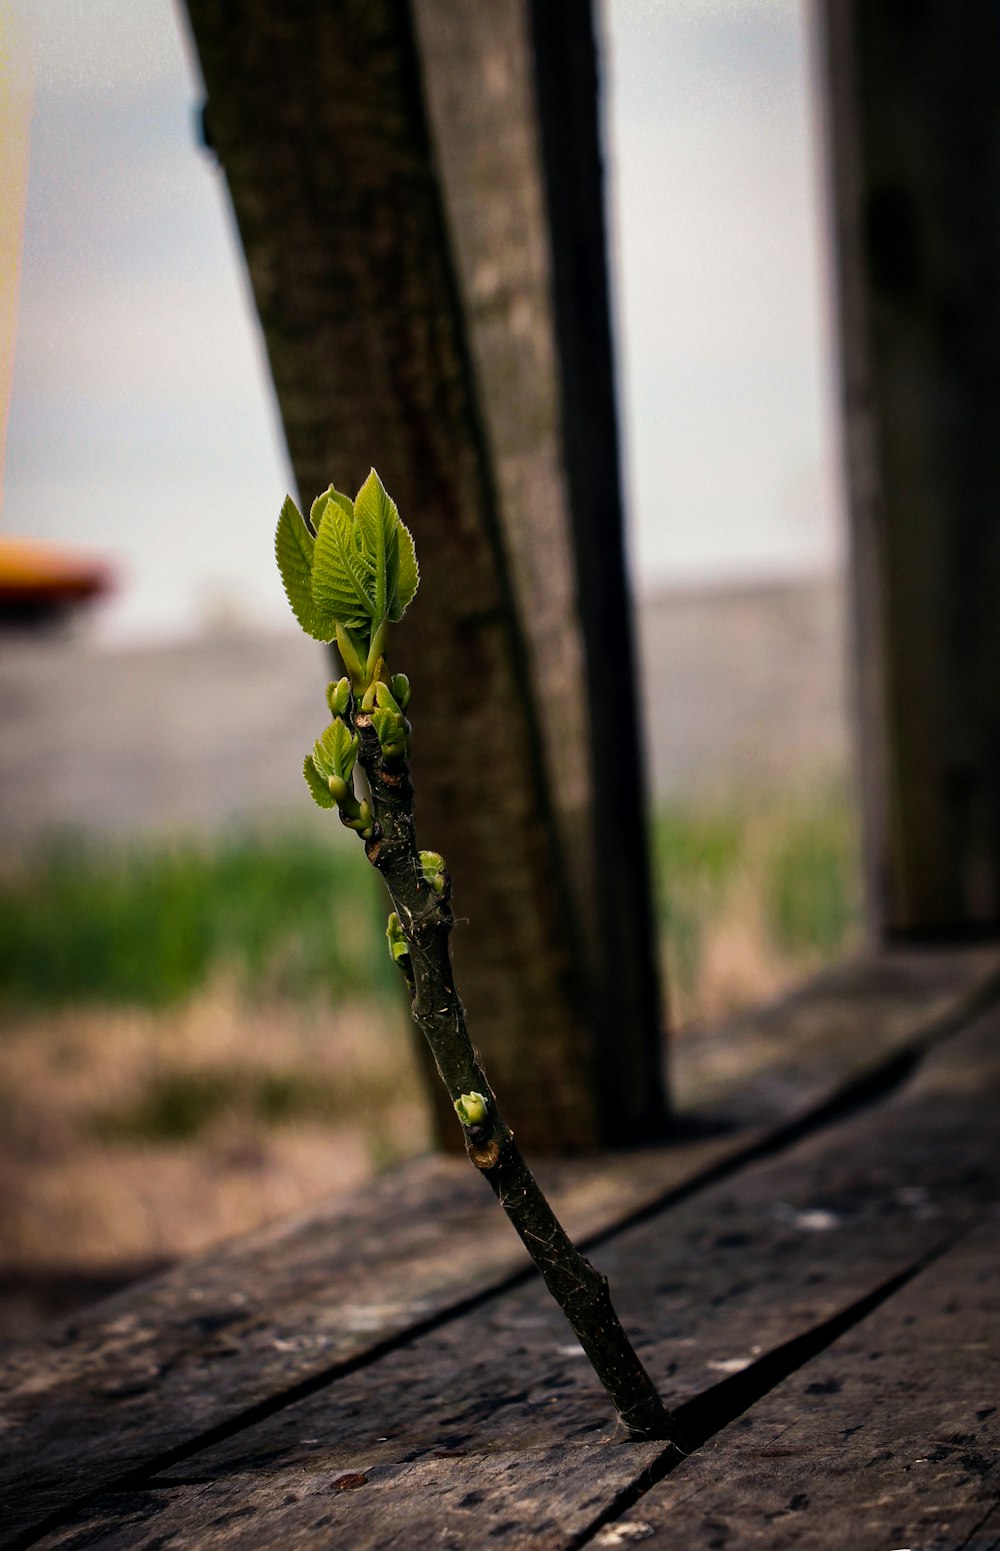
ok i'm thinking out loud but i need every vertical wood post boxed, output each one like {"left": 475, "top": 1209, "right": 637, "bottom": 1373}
{"left": 182, "top": 0, "right": 668, "bottom": 1146}
{"left": 820, "top": 1, "right": 1000, "bottom": 939}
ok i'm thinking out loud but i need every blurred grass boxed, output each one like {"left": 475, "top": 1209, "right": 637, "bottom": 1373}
{"left": 0, "top": 830, "right": 396, "bottom": 1012}
{"left": 91, "top": 1065, "right": 399, "bottom": 1142}
{"left": 0, "top": 792, "right": 863, "bottom": 1294}
{"left": 1, "top": 788, "right": 863, "bottom": 1033}
{"left": 653, "top": 782, "right": 863, "bottom": 1026}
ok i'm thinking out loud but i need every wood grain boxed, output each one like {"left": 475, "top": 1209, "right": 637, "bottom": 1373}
{"left": 2, "top": 948, "right": 989, "bottom": 1548}
{"left": 598, "top": 1215, "right": 1000, "bottom": 1550}
{"left": 22, "top": 983, "right": 1000, "bottom": 1550}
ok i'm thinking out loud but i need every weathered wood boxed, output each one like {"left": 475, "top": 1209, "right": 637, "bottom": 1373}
{"left": 21, "top": 976, "right": 1000, "bottom": 1550}
{"left": 181, "top": 0, "right": 585, "bottom": 1150}
{"left": 819, "top": 0, "right": 1000, "bottom": 937}
{"left": 1, "top": 949, "right": 994, "bottom": 1546}
{"left": 601, "top": 1216, "right": 1000, "bottom": 1550}
{"left": 674, "top": 943, "right": 998, "bottom": 1122}
{"left": 181, "top": 0, "right": 666, "bottom": 1149}
{"left": 410, "top": 0, "right": 666, "bottom": 1142}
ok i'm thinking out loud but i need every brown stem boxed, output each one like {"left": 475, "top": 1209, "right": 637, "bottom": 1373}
{"left": 352, "top": 712, "right": 684, "bottom": 1445}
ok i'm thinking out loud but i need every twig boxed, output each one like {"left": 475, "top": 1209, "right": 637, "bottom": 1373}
{"left": 276, "top": 469, "right": 684, "bottom": 1443}
{"left": 353, "top": 712, "right": 684, "bottom": 1444}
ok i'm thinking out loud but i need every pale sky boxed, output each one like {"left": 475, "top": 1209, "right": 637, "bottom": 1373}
{"left": 1, "top": 0, "right": 842, "bottom": 642}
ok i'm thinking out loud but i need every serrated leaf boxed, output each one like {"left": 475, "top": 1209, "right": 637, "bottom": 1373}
{"left": 313, "top": 718, "right": 359, "bottom": 782}
{"left": 327, "top": 486, "right": 355, "bottom": 519}
{"left": 308, "top": 490, "right": 329, "bottom": 537}
{"left": 389, "top": 515, "right": 419, "bottom": 622}
{"left": 303, "top": 755, "right": 335, "bottom": 808}
{"left": 371, "top": 706, "right": 406, "bottom": 750}
{"left": 354, "top": 469, "right": 400, "bottom": 623}
{"left": 312, "top": 499, "right": 377, "bottom": 628}
{"left": 275, "top": 497, "right": 336, "bottom": 641}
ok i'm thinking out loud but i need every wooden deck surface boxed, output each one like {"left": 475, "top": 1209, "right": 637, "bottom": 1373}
{"left": 2, "top": 947, "right": 999, "bottom": 1550}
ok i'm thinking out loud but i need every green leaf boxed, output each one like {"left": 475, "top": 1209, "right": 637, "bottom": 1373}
{"left": 389, "top": 513, "right": 419, "bottom": 622}
{"left": 353, "top": 469, "right": 400, "bottom": 622}
{"left": 327, "top": 486, "right": 355, "bottom": 519}
{"left": 312, "top": 498, "right": 377, "bottom": 628}
{"left": 371, "top": 706, "right": 407, "bottom": 760}
{"left": 275, "top": 497, "right": 336, "bottom": 641}
{"left": 303, "top": 755, "right": 335, "bottom": 808}
{"left": 374, "top": 681, "right": 401, "bottom": 716}
{"left": 313, "top": 718, "right": 359, "bottom": 783}
{"left": 310, "top": 485, "right": 353, "bottom": 533}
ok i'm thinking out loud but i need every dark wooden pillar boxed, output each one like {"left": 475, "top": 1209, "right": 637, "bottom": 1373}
{"left": 182, "top": 0, "right": 667, "bottom": 1147}
{"left": 820, "top": 1, "right": 1000, "bottom": 939}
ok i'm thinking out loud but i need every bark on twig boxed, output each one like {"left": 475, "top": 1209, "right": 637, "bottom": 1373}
{"left": 353, "top": 712, "right": 685, "bottom": 1445}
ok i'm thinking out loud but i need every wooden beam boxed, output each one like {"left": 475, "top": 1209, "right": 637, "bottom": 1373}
{"left": 181, "top": 0, "right": 666, "bottom": 1148}
{"left": 820, "top": 1, "right": 1000, "bottom": 938}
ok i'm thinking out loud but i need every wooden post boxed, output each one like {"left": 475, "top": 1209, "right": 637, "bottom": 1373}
{"left": 819, "top": 1, "right": 1000, "bottom": 939}
{"left": 182, "top": 0, "right": 667, "bottom": 1147}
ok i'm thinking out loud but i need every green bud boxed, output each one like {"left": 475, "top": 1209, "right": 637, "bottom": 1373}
{"left": 385, "top": 910, "right": 415, "bottom": 993}
{"left": 418, "top": 850, "right": 447, "bottom": 894}
{"left": 326, "top": 677, "right": 352, "bottom": 717}
{"left": 371, "top": 706, "right": 407, "bottom": 763}
{"left": 328, "top": 774, "right": 350, "bottom": 804}
{"left": 374, "top": 681, "right": 401, "bottom": 716}
{"left": 390, "top": 673, "right": 411, "bottom": 712}
{"left": 454, "top": 1091, "right": 488, "bottom": 1126}
{"left": 386, "top": 912, "right": 409, "bottom": 964}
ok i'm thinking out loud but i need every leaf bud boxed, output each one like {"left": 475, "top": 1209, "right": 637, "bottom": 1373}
{"left": 390, "top": 673, "right": 411, "bottom": 711}
{"left": 418, "top": 850, "right": 447, "bottom": 894}
{"left": 326, "top": 677, "right": 352, "bottom": 717}
{"left": 454, "top": 1091, "right": 488, "bottom": 1126}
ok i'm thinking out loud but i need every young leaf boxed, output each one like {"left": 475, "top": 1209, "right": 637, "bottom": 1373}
{"left": 303, "top": 754, "right": 336, "bottom": 808}
{"left": 354, "top": 469, "right": 400, "bottom": 623}
{"left": 371, "top": 706, "right": 407, "bottom": 760}
{"left": 374, "top": 680, "right": 401, "bottom": 716}
{"left": 312, "top": 498, "right": 377, "bottom": 628}
{"left": 326, "top": 677, "right": 352, "bottom": 717}
{"left": 313, "top": 718, "right": 359, "bottom": 783}
{"left": 311, "top": 484, "right": 354, "bottom": 532}
{"left": 275, "top": 496, "right": 335, "bottom": 641}
{"left": 327, "top": 486, "right": 355, "bottom": 520}
{"left": 389, "top": 514, "right": 419, "bottom": 622}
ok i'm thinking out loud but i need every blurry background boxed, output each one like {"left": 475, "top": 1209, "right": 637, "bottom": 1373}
{"left": 0, "top": 0, "right": 860, "bottom": 1333}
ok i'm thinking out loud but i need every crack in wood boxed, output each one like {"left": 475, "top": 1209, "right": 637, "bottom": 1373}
{"left": 6, "top": 963, "right": 999, "bottom": 1551}
{"left": 566, "top": 1228, "right": 973, "bottom": 1550}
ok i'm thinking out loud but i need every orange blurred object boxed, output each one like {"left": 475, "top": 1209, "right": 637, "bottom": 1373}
{"left": 0, "top": 537, "right": 113, "bottom": 624}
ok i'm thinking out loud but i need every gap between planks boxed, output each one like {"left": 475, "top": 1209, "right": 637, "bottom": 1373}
{"left": 3, "top": 948, "right": 999, "bottom": 1549}
{"left": 15, "top": 986, "right": 1000, "bottom": 1551}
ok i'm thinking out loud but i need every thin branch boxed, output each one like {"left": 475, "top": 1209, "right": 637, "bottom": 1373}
{"left": 353, "top": 712, "right": 685, "bottom": 1445}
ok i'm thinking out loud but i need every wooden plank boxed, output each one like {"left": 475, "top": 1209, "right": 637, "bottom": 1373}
{"left": 1, "top": 948, "right": 993, "bottom": 1545}
{"left": 411, "top": 0, "right": 666, "bottom": 1141}
{"left": 674, "top": 944, "right": 998, "bottom": 1121}
{"left": 24, "top": 991, "right": 1000, "bottom": 1550}
{"left": 598, "top": 1215, "right": 1000, "bottom": 1550}
{"left": 819, "top": 1, "right": 1000, "bottom": 935}
{"left": 181, "top": 0, "right": 667, "bottom": 1150}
